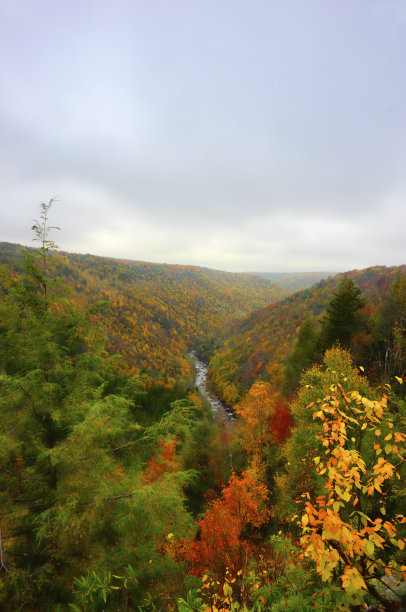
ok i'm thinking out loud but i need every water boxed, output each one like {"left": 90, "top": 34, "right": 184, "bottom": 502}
{"left": 189, "top": 351, "right": 236, "bottom": 421}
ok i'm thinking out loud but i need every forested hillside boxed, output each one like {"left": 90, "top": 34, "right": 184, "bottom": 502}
{"left": 249, "top": 271, "right": 335, "bottom": 293}
{"left": 209, "top": 266, "right": 406, "bottom": 405}
{"left": 0, "top": 241, "right": 286, "bottom": 387}
{"left": 0, "top": 208, "right": 405, "bottom": 611}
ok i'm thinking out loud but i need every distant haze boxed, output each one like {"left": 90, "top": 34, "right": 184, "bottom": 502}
{"left": 1, "top": 0, "right": 405, "bottom": 272}
{"left": 249, "top": 271, "right": 336, "bottom": 292}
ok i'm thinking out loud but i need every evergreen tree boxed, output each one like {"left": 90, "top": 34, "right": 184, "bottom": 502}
{"left": 320, "top": 277, "right": 366, "bottom": 350}
{"left": 376, "top": 272, "right": 406, "bottom": 382}
{"left": 0, "top": 203, "right": 197, "bottom": 609}
{"left": 283, "top": 314, "right": 320, "bottom": 395}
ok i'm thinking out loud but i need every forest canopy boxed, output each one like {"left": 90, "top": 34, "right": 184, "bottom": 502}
{"left": 0, "top": 204, "right": 405, "bottom": 611}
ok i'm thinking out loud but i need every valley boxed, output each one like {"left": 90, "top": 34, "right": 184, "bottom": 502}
{"left": 0, "top": 235, "right": 405, "bottom": 611}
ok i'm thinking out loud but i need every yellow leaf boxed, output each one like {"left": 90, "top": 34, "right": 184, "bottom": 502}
{"left": 395, "top": 376, "right": 403, "bottom": 384}
{"left": 384, "top": 433, "right": 392, "bottom": 441}
{"left": 398, "top": 540, "right": 405, "bottom": 550}
{"left": 302, "top": 514, "right": 309, "bottom": 527}
{"left": 223, "top": 582, "right": 233, "bottom": 597}
{"left": 341, "top": 566, "right": 367, "bottom": 593}
{"left": 375, "top": 429, "right": 381, "bottom": 437}
{"left": 359, "top": 366, "right": 364, "bottom": 372}
{"left": 167, "top": 533, "right": 174, "bottom": 539}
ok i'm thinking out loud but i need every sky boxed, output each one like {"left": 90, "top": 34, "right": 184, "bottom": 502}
{"left": 1, "top": 0, "right": 405, "bottom": 273}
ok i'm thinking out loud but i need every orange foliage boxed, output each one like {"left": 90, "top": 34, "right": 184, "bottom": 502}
{"left": 301, "top": 383, "right": 406, "bottom": 597}
{"left": 141, "top": 440, "right": 179, "bottom": 485}
{"left": 209, "top": 266, "right": 405, "bottom": 403}
{"left": 235, "top": 383, "right": 292, "bottom": 462}
{"left": 185, "top": 470, "right": 269, "bottom": 580}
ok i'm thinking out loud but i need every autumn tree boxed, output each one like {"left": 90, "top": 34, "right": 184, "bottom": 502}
{"left": 235, "top": 382, "right": 276, "bottom": 460}
{"left": 300, "top": 380, "right": 405, "bottom": 610}
{"left": 184, "top": 470, "right": 269, "bottom": 583}
{"left": 235, "top": 381, "right": 292, "bottom": 483}
{"left": 276, "top": 348, "right": 373, "bottom": 523}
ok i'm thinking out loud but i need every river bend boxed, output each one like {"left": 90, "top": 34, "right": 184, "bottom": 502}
{"left": 189, "top": 351, "right": 235, "bottom": 422}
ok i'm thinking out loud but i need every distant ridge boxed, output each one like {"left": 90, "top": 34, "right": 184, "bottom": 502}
{"left": 246, "top": 271, "right": 337, "bottom": 292}
{"left": 208, "top": 265, "right": 406, "bottom": 404}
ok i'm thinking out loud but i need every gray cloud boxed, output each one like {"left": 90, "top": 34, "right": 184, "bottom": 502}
{"left": 1, "top": 0, "right": 405, "bottom": 271}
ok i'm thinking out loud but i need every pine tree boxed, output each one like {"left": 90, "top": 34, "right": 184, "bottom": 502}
{"left": 283, "top": 314, "right": 320, "bottom": 395}
{"left": 377, "top": 272, "right": 406, "bottom": 382}
{"left": 320, "top": 277, "right": 366, "bottom": 350}
{"left": 0, "top": 203, "right": 199, "bottom": 609}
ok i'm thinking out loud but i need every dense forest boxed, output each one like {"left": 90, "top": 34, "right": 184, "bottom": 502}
{"left": 0, "top": 241, "right": 286, "bottom": 389}
{"left": 0, "top": 204, "right": 405, "bottom": 611}
{"left": 208, "top": 266, "right": 406, "bottom": 405}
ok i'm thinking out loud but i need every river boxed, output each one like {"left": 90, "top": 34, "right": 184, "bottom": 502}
{"left": 189, "top": 351, "right": 236, "bottom": 422}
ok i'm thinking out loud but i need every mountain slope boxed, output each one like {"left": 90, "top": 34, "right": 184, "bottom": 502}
{"left": 208, "top": 265, "right": 406, "bottom": 404}
{"left": 0, "top": 242, "right": 287, "bottom": 385}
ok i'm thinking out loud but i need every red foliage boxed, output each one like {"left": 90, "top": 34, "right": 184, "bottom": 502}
{"left": 141, "top": 440, "right": 179, "bottom": 484}
{"left": 185, "top": 470, "right": 269, "bottom": 579}
{"left": 269, "top": 398, "right": 293, "bottom": 444}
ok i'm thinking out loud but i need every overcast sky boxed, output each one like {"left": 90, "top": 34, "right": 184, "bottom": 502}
{"left": 1, "top": 0, "right": 405, "bottom": 272}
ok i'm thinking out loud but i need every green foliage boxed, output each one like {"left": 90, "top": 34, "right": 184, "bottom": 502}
{"left": 299, "top": 379, "right": 405, "bottom": 609}
{"left": 372, "top": 271, "right": 406, "bottom": 385}
{"left": 70, "top": 567, "right": 138, "bottom": 611}
{"left": 275, "top": 347, "right": 373, "bottom": 523}
{"left": 0, "top": 205, "right": 205, "bottom": 610}
{"left": 208, "top": 266, "right": 404, "bottom": 403}
{"left": 179, "top": 535, "right": 347, "bottom": 611}
{"left": 31, "top": 198, "right": 60, "bottom": 287}
{"left": 320, "top": 276, "right": 366, "bottom": 349}
{"left": 180, "top": 417, "right": 229, "bottom": 515}
{"left": 0, "top": 240, "right": 285, "bottom": 387}
{"left": 1, "top": 206, "right": 404, "bottom": 610}
{"left": 283, "top": 314, "right": 320, "bottom": 395}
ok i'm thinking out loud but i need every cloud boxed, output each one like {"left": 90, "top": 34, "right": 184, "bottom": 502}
{"left": 1, "top": 0, "right": 405, "bottom": 271}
